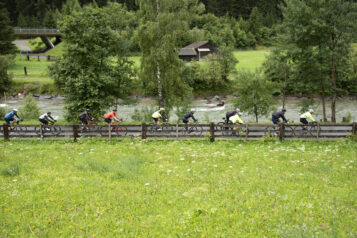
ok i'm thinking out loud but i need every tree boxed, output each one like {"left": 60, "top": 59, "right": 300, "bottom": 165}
{"left": 50, "top": 5, "right": 135, "bottom": 120}
{"left": 0, "top": 3, "right": 15, "bottom": 55}
{"left": 233, "top": 70, "right": 279, "bottom": 122}
{"left": 280, "top": 0, "right": 357, "bottom": 122}
{"left": 135, "top": 0, "right": 203, "bottom": 108}
{"left": 0, "top": 56, "right": 13, "bottom": 94}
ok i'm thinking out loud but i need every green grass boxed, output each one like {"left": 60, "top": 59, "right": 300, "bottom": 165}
{"left": 8, "top": 55, "right": 52, "bottom": 79}
{"left": 353, "top": 43, "right": 357, "bottom": 52}
{"left": 234, "top": 49, "right": 269, "bottom": 71}
{"left": 44, "top": 43, "right": 65, "bottom": 57}
{"left": 0, "top": 139, "right": 356, "bottom": 237}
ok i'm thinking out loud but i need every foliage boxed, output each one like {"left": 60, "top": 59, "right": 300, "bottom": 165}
{"left": 131, "top": 106, "right": 156, "bottom": 123}
{"left": 0, "top": 55, "right": 13, "bottom": 94}
{"left": 50, "top": 5, "right": 135, "bottom": 120}
{"left": 233, "top": 70, "right": 279, "bottom": 122}
{"left": 297, "top": 98, "right": 315, "bottom": 114}
{"left": 0, "top": 107, "right": 5, "bottom": 119}
{"left": 0, "top": 3, "right": 15, "bottom": 55}
{"left": 136, "top": 0, "right": 201, "bottom": 108}
{"left": 19, "top": 95, "right": 40, "bottom": 120}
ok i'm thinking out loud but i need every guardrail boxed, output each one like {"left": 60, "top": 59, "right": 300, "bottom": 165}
{"left": 2, "top": 123, "right": 356, "bottom": 141}
{"left": 14, "top": 28, "right": 61, "bottom": 36}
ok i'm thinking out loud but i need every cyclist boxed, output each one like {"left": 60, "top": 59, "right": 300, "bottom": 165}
{"left": 4, "top": 109, "right": 22, "bottom": 125}
{"left": 182, "top": 109, "right": 198, "bottom": 124}
{"left": 272, "top": 108, "right": 288, "bottom": 130}
{"left": 104, "top": 109, "right": 121, "bottom": 125}
{"left": 78, "top": 109, "right": 93, "bottom": 127}
{"left": 39, "top": 112, "right": 56, "bottom": 128}
{"left": 228, "top": 113, "right": 244, "bottom": 133}
{"left": 300, "top": 109, "right": 316, "bottom": 129}
{"left": 225, "top": 108, "right": 241, "bottom": 123}
{"left": 152, "top": 108, "right": 167, "bottom": 125}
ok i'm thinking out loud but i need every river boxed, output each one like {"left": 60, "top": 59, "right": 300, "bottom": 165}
{"left": 1, "top": 96, "right": 356, "bottom": 123}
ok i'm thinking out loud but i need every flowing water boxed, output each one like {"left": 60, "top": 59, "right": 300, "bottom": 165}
{"left": 1, "top": 96, "right": 356, "bottom": 123}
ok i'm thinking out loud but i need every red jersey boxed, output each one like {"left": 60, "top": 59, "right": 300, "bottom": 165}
{"left": 104, "top": 111, "right": 117, "bottom": 119}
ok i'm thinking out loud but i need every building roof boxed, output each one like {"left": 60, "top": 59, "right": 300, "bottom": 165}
{"left": 179, "top": 48, "right": 197, "bottom": 56}
{"left": 182, "top": 41, "right": 209, "bottom": 49}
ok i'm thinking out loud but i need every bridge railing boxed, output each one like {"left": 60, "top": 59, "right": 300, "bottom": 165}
{"left": 14, "top": 28, "right": 61, "bottom": 35}
{"left": 2, "top": 123, "right": 357, "bottom": 142}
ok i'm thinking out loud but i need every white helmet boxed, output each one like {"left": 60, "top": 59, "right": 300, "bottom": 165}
{"left": 309, "top": 109, "right": 314, "bottom": 113}
{"left": 13, "top": 108, "right": 18, "bottom": 112}
{"left": 191, "top": 108, "right": 195, "bottom": 112}
{"left": 236, "top": 108, "right": 240, "bottom": 112}
{"left": 160, "top": 107, "right": 165, "bottom": 111}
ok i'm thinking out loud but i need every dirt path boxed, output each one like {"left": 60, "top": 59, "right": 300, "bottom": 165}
{"left": 13, "top": 40, "right": 32, "bottom": 52}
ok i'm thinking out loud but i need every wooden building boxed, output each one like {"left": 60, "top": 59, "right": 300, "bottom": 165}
{"left": 179, "top": 41, "right": 217, "bottom": 61}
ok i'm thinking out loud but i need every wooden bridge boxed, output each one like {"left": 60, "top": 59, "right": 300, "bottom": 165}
{"left": 2, "top": 123, "right": 356, "bottom": 141}
{"left": 14, "top": 28, "right": 61, "bottom": 49}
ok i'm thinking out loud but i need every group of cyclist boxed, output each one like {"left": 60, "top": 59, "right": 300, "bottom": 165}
{"left": 3, "top": 106, "right": 316, "bottom": 132}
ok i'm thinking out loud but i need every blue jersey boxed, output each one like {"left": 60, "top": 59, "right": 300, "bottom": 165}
{"left": 5, "top": 111, "right": 19, "bottom": 120}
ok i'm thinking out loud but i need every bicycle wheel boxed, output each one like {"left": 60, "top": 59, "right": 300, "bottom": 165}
{"left": 264, "top": 126, "right": 275, "bottom": 137}
{"left": 34, "top": 126, "right": 42, "bottom": 136}
{"left": 308, "top": 125, "right": 318, "bottom": 137}
{"left": 113, "top": 125, "right": 128, "bottom": 137}
{"left": 217, "top": 122, "right": 231, "bottom": 136}
{"left": 236, "top": 125, "right": 247, "bottom": 138}
{"left": 50, "top": 125, "right": 62, "bottom": 136}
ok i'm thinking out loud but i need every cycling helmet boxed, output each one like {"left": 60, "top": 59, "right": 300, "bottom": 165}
{"left": 309, "top": 109, "right": 314, "bottom": 113}
{"left": 113, "top": 108, "right": 117, "bottom": 112}
{"left": 236, "top": 108, "right": 240, "bottom": 112}
{"left": 47, "top": 112, "right": 51, "bottom": 114}
{"left": 191, "top": 108, "right": 196, "bottom": 112}
{"left": 160, "top": 107, "right": 165, "bottom": 111}
{"left": 282, "top": 108, "right": 287, "bottom": 112}
{"left": 13, "top": 108, "right": 18, "bottom": 112}
{"left": 86, "top": 108, "right": 90, "bottom": 112}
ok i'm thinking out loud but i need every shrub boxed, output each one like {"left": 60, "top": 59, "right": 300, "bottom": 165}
{"left": 19, "top": 95, "right": 40, "bottom": 120}
{"left": 0, "top": 107, "right": 5, "bottom": 119}
{"left": 131, "top": 106, "right": 156, "bottom": 123}
{"left": 1, "top": 163, "right": 20, "bottom": 177}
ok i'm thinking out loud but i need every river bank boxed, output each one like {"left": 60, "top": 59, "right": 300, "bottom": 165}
{"left": 1, "top": 95, "right": 356, "bottom": 123}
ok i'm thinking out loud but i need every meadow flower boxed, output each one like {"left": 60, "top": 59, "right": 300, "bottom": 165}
{"left": 187, "top": 169, "right": 191, "bottom": 172}
{"left": 145, "top": 183, "right": 150, "bottom": 186}
{"left": 180, "top": 158, "right": 185, "bottom": 161}
{"left": 192, "top": 161, "right": 196, "bottom": 163}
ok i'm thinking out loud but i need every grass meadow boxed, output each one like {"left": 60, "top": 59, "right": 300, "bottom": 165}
{"left": 0, "top": 139, "right": 356, "bottom": 237}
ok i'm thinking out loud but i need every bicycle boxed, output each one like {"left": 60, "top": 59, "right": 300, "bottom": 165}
{"left": 217, "top": 117, "right": 247, "bottom": 137}
{"left": 148, "top": 120, "right": 174, "bottom": 135}
{"left": 99, "top": 120, "right": 127, "bottom": 137}
{"left": 181, "top": 121, "right": 202, "bottom": 136}
{"left": 7, "top": 119, "right": 25, "bottom": 133}
{"left": 293, "top": 122, "right": 318, "bottom": 138}
{"left": 35, "top": 121, "right": 61, "bottom": 136}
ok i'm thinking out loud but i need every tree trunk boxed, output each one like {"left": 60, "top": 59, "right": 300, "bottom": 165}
{"left": 331, "top": 54, "right": 337, "bottom": 123}
{"left": 321, "top": 94, "right": 327, "bottom": 122}
{"left": 157, "top": 63, "right": 163, "bottom": 107}
{"left": 254, "top": 104, "right": 258, "bottom": 122}
{"left": 282, "top": 91, "right": 286, "bottom": 109}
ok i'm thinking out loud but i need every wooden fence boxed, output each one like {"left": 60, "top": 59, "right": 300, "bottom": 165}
{"left": 2, "top": 123, "right": 357, "bottom": 142}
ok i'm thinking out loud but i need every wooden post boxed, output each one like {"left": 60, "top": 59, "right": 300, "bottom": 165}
{"left": 47, "top": 55, "right": 50, "bottom": 61}
{"left": 353, "top": 122, "right": 357, "bottom": 136}
{"left": 40, "top": 124, "right": 43, "bottom": 139}
{"left": 24, "top": 67, "right": 27, "bottom": 76}
{"left": 73, "top": 125, "right": 78, "bottom": 142}
{"left": 279, "top": 123, "right": 285, "bottom": 141}
{"left": 316, "top": 123, "right": 320, "bottom": 140}
{"left": 26, "top": 54, "right": 30, "bottom": 61}
{"left": 3, "top": 124, "right": 9, "bottom": 141}
{"left": 108, "top": 124, "right": 111, "bottom": 141}
{"left": 37, "top": 55, "right": 40, "bottom": 61}
{"left": 210, "top": 122, "right": 215, "bottom": 142}
{"left": 245, "top": 124, "right": 248, "bottom": 141}
{"left": 141, "top": 123, "right": 147, "bottom": 139}
{"left": 176, "top": 123, "right": 179, "bottom": 138}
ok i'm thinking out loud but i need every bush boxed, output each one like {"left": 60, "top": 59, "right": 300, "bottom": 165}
{"left": 19, "top": 95, "right": 40, "bottom": 120}
{"left": 0, "top": 107, "right": 5, "bottom": 119}
{"left": 131, "top": 106, "right": 156, "bottom": 123}
{"left": 1, "top": 163, "right": 20, "bottom": 177}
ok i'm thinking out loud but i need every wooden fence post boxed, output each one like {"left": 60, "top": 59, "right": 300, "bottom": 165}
{"left": 3, "top": 124, "right": 9, "bottom": 141}
{"left": 24, "top": 66, "right": 27, "bottom": 76}
{"left": 176, "top": 123, "right": 179, "bottom": 138}
{"left": 141, "top": 123, "right": 147, "bottom": 139}
{"left": 353, "top": 122, "right": 357, "bottom": 136}
{"left": 40, "top": 124, "right": 43, "bottom": 139}
{"left": 210, "top": 122, "right": 215, "bottom": 142}
{"left": 316, "top": 123, "right": 320, "bottom": 140}
{"left": 73, "top": 125, "right": 78, "bottom": 142}
{"left": 279, "top": 123, "right": 285, "bottom": 141}
{"left": 245, "top": 124, "right": 249, "bottom": 141}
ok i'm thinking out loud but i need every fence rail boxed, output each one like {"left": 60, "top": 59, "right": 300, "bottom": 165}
{"left": 2, "top": 123, "right": 357, "bottom": 141}
{"left": 14, "top": 28, "right": 61, "bottom": 36}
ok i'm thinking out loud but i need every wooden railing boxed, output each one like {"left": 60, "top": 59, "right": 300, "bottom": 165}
{"left": 2, "top": 123, "right": 357, "bottom": 141}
